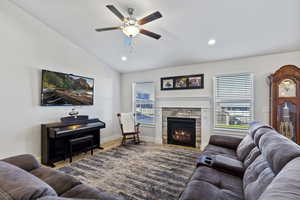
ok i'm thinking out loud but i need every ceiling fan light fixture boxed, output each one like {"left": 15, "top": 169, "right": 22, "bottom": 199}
{"left": 96, "top": 5, "right": 162, "bottom": 40}
{"left": 122, "top": 25, "right": 140, "bottom": 38}
{"left": 208, "top": 39, "right": 216, "bottom": 46}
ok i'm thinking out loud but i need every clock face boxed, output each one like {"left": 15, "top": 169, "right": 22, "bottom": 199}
{"left": 279, "top": 79, "right": 296, "bottom": 97}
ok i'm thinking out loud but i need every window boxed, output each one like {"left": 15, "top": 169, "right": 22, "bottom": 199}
{"left": 213, "top": 73, "right": 254, "bottom": 130}
{"left": 133, "top": 82, "right": 155, "bottom": 125}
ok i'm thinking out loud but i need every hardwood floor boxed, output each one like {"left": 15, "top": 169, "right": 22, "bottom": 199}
{"left": 48, "top": 138, "right": 123, "bottom": 169}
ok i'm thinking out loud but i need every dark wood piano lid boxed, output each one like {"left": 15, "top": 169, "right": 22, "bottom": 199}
{"left": 42, "top": 118, "right": 105, "bottom": 128}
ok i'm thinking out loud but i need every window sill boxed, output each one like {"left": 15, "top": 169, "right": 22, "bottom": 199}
{"left": 139, "top": 124, "right": 156, "bottom": 128}
{"left": 213, "top": 128, "right": 248, "bottom": 136}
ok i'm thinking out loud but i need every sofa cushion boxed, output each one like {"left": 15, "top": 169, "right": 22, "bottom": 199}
{"left": 248, "top": 121, "right": 273, "bottom": 139}
{"left": 31, "top": 167, "right": 81, "bottom": 196}
{"left": 236, "top": 135, "right": 256, "bottom": 161}
{"left": 203, "top": 144, "right": 238, "bottom": 159}
{"left": 209, "top": 135, "right": 243, "bottom": 150}
{"left": 258, "top": 157, "right": 300, "bottom": 200}
{"left": 252, "top": 128, "right": 272, "bottom": 146}
{"left": 1, "top": 154, "right": 41, "bottom": 172}
{"left": 0, "top": 161, "right": 57, "bottom": 200}
{"left": 61, "top": 184, "right": 124, "bottom": 200}
{"left": 243, "top": 155, "right": 275, "bottom": 200}
{"left": 243, "top": 147, "right": 261, "bottom": 169}
{"left": 191, "top": 166, "right": 243, "bottom": 196}
{"left": 213, "top": 155, "right": 244, "bottom": 176}
{"left": 180, "top": 180, "right": 243, "bottom": 200}
{"left": 259, "top": 131, "right": 300, "bottom": 174}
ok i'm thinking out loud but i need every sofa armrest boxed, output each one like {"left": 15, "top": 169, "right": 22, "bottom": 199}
{"left": 1, "top": 154, "right": 41, "bottom": 172}
{"left": 209, "top": 135, "right": 243, "bottom": 150}
{"left": 212, "top": 155, "right": 245, "bottom": 177}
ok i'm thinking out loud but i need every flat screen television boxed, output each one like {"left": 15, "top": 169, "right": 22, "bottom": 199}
{"left": 41, "top": 70, "right": 94, "bottom": 106}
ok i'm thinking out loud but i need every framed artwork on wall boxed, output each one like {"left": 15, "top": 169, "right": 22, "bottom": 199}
{"left": 175, "top": 77, "right": 188, "bottom": 89}
{"left": 161, "top": 74, "right": 204, "bottom": 90}
{"left": 162, "top": 79, "right": 174, "bottom": 89}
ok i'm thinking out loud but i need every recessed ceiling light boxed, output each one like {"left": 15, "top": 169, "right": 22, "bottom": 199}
{"left": 121, "top": 56, "right": 127, "bottom": 61}
{"left": 208, "top": 39, "right": 216, "bottom": 46}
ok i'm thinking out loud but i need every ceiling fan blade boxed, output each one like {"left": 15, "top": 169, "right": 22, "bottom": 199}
{"left": 140, "top": 29, "right": 161, "bottom": 40}
{"left": 106, "top": 5, "right": 125, "bottom": 21}
{"left": 95, "top": 27, "right": 120, "bottom": 32}
{"left": 138, "top": 11, "right": 162, "bottom": 25}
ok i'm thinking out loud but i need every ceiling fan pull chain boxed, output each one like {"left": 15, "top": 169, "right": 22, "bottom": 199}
{"left": 123, "top": 36, "right": 134, "bottom": 54}
{"left": 124, "top": 36, "right": 132, "bottom": 47}
{"left": 129, "top": 38, "right": 135, "bottom": 54}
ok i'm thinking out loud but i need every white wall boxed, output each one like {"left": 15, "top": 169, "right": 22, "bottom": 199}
{"left": 0, "top": 1, "right": 121, "bottom": 158}
{"left": 121, "top": 51, "right": 300, "bottom": 140}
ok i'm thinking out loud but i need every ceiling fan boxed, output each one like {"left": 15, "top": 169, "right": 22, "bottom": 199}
{"left": 95, "top": 5, "right": 162, "bottom": 40}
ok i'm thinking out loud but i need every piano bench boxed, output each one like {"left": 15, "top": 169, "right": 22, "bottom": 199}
{"left": 68, "top": 135, "right": 94, "bottom": 163}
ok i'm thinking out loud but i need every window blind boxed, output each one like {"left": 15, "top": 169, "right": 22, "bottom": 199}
{"left": 214, "top": 73, "right": 254, "bottom": 130}
{"left": 215, "top": 73, "right": 253, "bottom": 101}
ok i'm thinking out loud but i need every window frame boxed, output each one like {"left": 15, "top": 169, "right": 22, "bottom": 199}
{"left": 132, "top": 81, "right": 156, "bottom": 127}
{"left": 213, "top": 72, "right": 255, "bottom": 132}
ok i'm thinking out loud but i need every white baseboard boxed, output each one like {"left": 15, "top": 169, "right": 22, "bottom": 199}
{"left": 140, "top": 136, "right": 156, "bottom": 142}
{"left": 102, "top": 134, "right": 156, "bottom": 144}
{"left": 103, "top": 135, "right": 155, "bottom": 143}
{"left": 101, "top": 134, "right": 121, "bottom": 143}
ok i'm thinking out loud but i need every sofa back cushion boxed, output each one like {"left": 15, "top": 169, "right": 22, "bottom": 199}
{"left": 0, "top": 161, "right": 57, "bottom": 200}
{"left": 236, "top": 121, "right": 272, "bottom": 167}
{"left": 243, "top": 126, "right": 300, "bottom": 200}
{"left": 259, "top": 131, "right": 300, "bottom": 174}
{"left": 236, "top": 135, "right": 256, "bottom": 161}
{"left": 243, "top": 155, "right": 275, "bottom": 200}
{"left": 258, "top": 157, "right": 300, "bottom": 200}
{"left": 1, "top": 154, "right": 40, "bottom": 172}
{"left": 243, "top": 147, "right": 261, "bottom": 169}
{"left": 248, "top": 121, "right": 273, "bottom": 139}
{"left": 252, "top": 127, "right": 272, "bottom": 146}
{"left": 30, "top": 167, "right": 81, "bottom": 196}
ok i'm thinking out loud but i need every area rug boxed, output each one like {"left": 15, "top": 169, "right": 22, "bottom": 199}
{"left": 58, "top": 143, "right": 201, "bottom": 200}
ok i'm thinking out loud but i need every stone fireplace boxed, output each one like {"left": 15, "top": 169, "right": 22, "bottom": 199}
{"left": 162, "top": 108, "right": 201, "bottom": 148}
{"left": 155, "top": 96, "right": 211, "bottom": 150}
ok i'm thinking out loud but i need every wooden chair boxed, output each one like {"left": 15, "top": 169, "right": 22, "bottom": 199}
{"left": 117, "top": 113, "right": 141, "bottom": 145}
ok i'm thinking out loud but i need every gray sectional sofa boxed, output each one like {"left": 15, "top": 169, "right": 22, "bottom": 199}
{"left": 0, "top": 154, "right": 124, "bottom": 200}
{"left": 180, "top": 121, "right": 300, "bottom": 200}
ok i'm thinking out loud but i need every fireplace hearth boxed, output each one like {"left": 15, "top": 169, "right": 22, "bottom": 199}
{"left": 167, "top": 117, "right": 196, "bottom": 147}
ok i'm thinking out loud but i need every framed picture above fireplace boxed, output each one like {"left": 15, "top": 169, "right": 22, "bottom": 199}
{"left": 161, "top": 74, "right": 204, "bottom": 90}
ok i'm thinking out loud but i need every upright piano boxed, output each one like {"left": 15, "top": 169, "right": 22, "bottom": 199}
{"left": 41, "top": 117, "right": 105, "bottom": 167}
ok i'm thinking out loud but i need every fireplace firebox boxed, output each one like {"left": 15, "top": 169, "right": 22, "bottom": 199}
{"left": 167, "top": 117, "right": 196, "bottom": 147}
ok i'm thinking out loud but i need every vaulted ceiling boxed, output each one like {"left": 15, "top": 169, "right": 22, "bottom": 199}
{"left": 11, "top": 0, "right": 300, "bottom": 72}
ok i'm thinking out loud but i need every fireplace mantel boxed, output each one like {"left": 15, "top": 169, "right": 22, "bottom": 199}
{"left": 156, "top": 96, "right": 211, "bottom": 108}
{"left": 155, "top": 96, "right": 212, "bottom": 150}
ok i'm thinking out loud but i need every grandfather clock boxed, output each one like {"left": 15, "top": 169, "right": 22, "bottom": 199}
{"left": 269, "top": 65, "right": 300, "bottom": 144}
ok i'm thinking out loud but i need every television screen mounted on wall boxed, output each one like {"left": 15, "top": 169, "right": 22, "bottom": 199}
{"left": 41, "top": 70, "right": 94, "bottom": 106}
